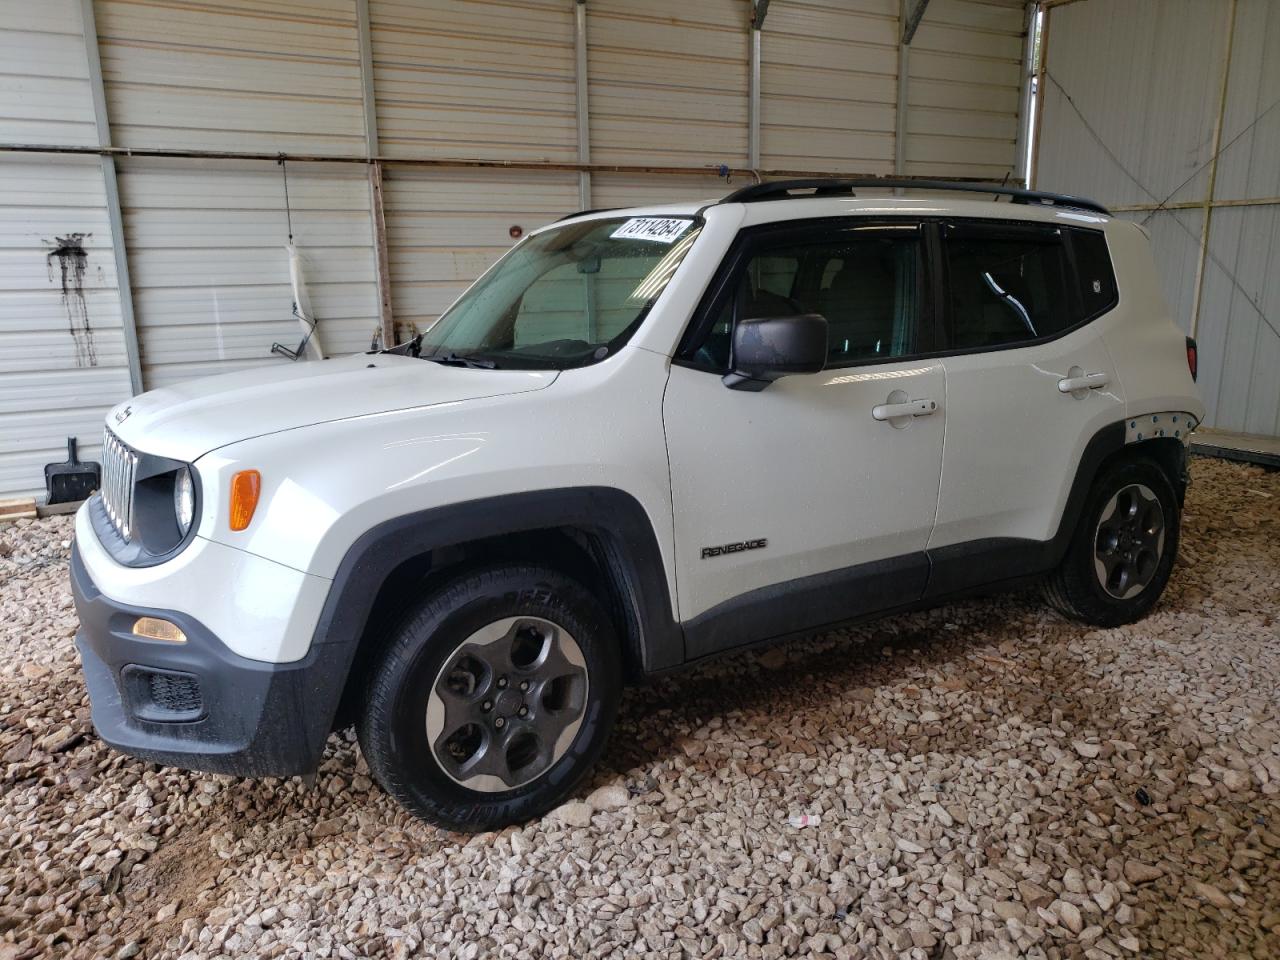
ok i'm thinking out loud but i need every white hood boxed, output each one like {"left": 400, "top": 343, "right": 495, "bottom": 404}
{"left": 106, "top": 354, "right": 558, "bottom": 462}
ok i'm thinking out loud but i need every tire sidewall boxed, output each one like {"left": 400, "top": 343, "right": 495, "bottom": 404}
{"left": 367, "top": 568, "right": 620, "bottom": 831}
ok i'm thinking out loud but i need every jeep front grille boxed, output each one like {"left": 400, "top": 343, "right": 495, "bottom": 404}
{"left": 100, "top": 428, "right": 138, "bottom": 541}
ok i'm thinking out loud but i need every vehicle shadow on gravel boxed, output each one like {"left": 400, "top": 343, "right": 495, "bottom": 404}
{"left": 592, "top": 460, "right": 1249, "bottom": 790}
{"left": 603, "top": 590, "right": 1056, "bottom": 777}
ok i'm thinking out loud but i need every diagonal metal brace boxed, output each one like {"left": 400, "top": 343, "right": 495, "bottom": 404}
{"left": 902, "top": 0, "right": 932, "bottom": 44}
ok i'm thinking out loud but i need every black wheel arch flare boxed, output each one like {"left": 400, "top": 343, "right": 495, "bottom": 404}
{"left": 308, "top": 487, "right": 682, "bottom": 739}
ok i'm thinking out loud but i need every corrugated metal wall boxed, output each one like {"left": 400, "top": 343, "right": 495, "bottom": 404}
{"left": 368, "top": 0, "right": 579, "bottom": 333}
{"left": 0, "top": 0, "right": 1031, "bottom": 498}
{"left": 1, "top": 1, "right": 99, "bottom": 147}
{"left": 1200, "top": 0, "right": 1280, "bottom": 437}
{"left": 97, "top": 0, "right": 366, "bottom": 154}
{"left": 384, "top": 169, "right": 579, "bottom": 335}
{"left": 760, "top": 0, "right": 898, "bottom": 173}
{"left": 905, "top": 0, "right": 1025, "bottom": 179}
{"left": 1037, "top": 0, "right": 1280, "bottom": 439}
{"left": 0, "top": 1, "right": 132, "bottom": 497}
{"left": 759, "top": 0, "right": 1025, "bottom": 178}
{"left": 0, "top": 158, "right": 132, "bottom": 498}
{"left": 370, "top": 0, "right": 577, "bottom": 160}
{"left": 118, "top": 160, "right": 379, "bottom": 387}
{"left": 589, "top": 0, "right": 749, "bottom": 167}
{"left": 96, "top": 0, "right": 379, "bottom": 387}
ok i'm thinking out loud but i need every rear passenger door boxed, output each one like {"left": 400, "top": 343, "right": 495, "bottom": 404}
{"left": 928, "top": 220, "right": 1126, "bottom": 580}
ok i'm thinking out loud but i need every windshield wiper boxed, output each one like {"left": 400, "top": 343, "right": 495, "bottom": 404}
{"left": 423, "top": 351, "right": 499, "bottom": 369}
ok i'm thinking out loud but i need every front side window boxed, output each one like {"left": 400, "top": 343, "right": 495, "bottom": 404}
{"left": 690, "top": 227, "right": 923, "bottom": 370}
{"left": 944, "top": 225, "right": 1073, "bottom": 349}
{"left": 418, "top": 216, "right": 702, "bottom": 369}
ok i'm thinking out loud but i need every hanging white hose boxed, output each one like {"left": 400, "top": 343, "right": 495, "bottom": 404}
{"left": 287, "top": 242, "right": 324, "bottom": 360}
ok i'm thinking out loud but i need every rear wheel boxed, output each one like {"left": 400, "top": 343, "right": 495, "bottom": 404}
{"left": 358, "top": 564, "right": 621, "bottom": 831}
{"left": 1044, "top": 457, "right": 1180, "bottom": 627}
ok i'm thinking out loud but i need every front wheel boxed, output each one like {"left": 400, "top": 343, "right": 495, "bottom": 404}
{"left": 1044, "top": 457, "right": 1181, "bottom": 627}
{"left": 358, "top": 564, "right": 621, "bottom": 831}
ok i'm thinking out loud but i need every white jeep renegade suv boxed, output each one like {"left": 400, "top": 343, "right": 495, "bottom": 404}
{"left": 71, "top": 179, "right": 1203, "bottom": 830}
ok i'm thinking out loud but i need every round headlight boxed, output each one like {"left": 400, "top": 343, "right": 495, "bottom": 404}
{"left": 174, "top": 467, "right": 195, "bottom": 536}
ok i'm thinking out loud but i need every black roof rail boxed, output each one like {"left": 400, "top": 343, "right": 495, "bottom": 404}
{"left": 720, "top": 178, "right": 1111, "bottom": 216}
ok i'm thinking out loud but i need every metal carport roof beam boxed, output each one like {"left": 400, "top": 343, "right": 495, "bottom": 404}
{"left": 0, "top": 143, "right": 995, "bottom": 184}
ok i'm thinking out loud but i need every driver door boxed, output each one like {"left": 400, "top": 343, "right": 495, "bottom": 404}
{"left": 662, "top": 219, "right": 947, "bottom": 659}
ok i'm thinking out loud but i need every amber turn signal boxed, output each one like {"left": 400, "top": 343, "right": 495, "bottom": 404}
{"left": 132, "top": 616, "right": 186, "bottom": 643}
{"left": 229, "top": 469, "right": 261, "bottom": 531}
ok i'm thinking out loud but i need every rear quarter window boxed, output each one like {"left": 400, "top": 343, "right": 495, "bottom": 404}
{"left": 1071, "top": 229, "right": 1118, "bottom": 319}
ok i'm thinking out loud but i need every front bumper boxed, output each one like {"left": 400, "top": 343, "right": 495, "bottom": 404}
{"left": 71, "top": 545, "right": 339, "bottom": 777}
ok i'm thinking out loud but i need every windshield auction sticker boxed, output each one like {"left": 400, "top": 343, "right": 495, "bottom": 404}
{"left": 611, "top": 217, "right": 694, "bottom": 244}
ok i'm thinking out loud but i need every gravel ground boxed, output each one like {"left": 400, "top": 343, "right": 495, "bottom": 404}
{"left": 2, "top": 456, "right": 1278, "bottom": 960}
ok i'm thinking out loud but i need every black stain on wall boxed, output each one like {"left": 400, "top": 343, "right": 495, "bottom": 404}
{"left": 45, "top": 233, "right": 98, "bottom": 367}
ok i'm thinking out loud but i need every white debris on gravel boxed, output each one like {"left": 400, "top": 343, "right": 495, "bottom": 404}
{"left": 2, "top": 458, "right": 1279, "bottom": 960}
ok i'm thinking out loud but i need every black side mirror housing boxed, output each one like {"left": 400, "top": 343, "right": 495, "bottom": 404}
{"left": 723, "top": 314, "right": 829, "bottom": 391}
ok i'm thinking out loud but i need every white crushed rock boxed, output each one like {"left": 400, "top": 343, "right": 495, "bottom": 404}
{"left": 1, "top": 458, "right": 1279, "bottom": 959}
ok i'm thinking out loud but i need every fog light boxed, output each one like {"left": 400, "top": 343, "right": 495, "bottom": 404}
{"left": 132, "top": 617, "right": 187, "bottom": 643}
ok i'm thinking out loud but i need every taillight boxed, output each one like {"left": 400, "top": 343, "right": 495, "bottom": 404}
{"left": 1185, "top": 337, "right": 1198, "bottom": 381}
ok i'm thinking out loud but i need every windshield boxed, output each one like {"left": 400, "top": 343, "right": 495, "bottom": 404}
{"left": 412, "top": 215, "right": 703, "bottom": 369}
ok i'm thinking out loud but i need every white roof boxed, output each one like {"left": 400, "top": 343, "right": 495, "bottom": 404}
{"left": 552, "top": 193, "right": 1114, "bottom": 233}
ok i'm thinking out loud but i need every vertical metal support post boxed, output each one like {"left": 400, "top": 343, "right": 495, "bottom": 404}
{"left": 368, "top": 162, "right": 395, "bottom": 347}
{"left": 79, "top": 0, "right": 144, "bottom": 396}
{"left": 1029, "top": 4, "right": 1051, "bottom": 190}
{"left": 575, "top": 0, "right": 591, "bottom": 209}
{"left": 574, "top": 0, "right": 595, "bottom": 338}
{"left": 356, "top": 0, "right": 395, "bottom": 348}
{"left": 894, "top": 0, "right": 910, "bottom": 178}
{"left": 748, "top": 18, "right": 761, "bottom": 170}
{"left": 1013, "top": 0, "right": 1036, "bottom": 187}
{"left": 1189, "top": 0, "right": 1236, "bottom": 340}
{"left": 356, "top": 0, "right": 378, "bottom": 154}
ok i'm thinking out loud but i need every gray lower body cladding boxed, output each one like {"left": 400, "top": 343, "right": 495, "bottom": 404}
{"left": 70, "top": 545, "right": 338, "bottom": 777}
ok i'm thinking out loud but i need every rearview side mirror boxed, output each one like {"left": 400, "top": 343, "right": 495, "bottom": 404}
{"left": 723, "top": 314, "right": 828, "bottom": 391}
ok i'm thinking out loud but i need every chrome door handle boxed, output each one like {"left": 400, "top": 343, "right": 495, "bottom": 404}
{"left": 872, "top": 398, "right": 938, "bottom": 421}
{"left": 1058, "top": 372, "right": 1109, "bottom": 393}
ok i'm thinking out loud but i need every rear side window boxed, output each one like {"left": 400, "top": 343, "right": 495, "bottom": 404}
{"left": 944, "top": 225, "right": 1073, "bottom": 349}
{"left": 1071, "top": 228, "right": 1118, "bottom": 318}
